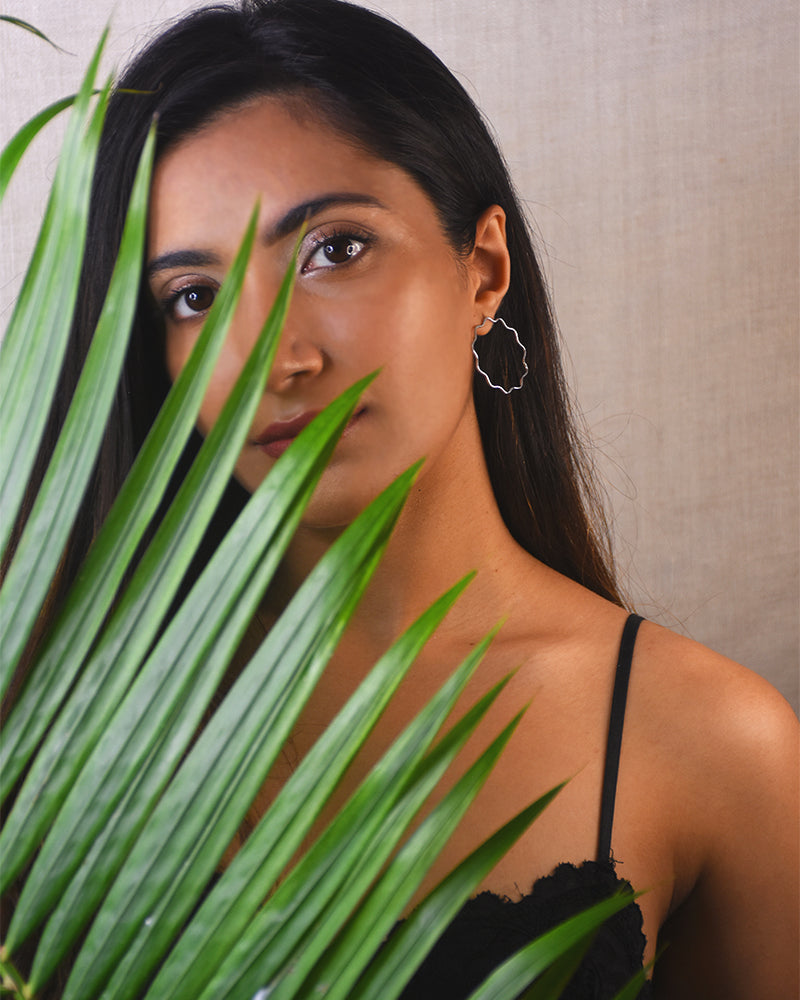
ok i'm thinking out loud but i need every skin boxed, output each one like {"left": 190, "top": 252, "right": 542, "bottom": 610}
{"left": 147, "top": 97, "right": 800, "bottom": 998}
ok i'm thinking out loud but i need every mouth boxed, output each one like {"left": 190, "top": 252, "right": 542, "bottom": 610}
{"left": 252, "top": 406, "right": 366, "bottom": 459}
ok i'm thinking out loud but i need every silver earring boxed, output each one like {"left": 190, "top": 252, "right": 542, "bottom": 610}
{"left": 472, "top": 316, "right": 529, "bottom": 394}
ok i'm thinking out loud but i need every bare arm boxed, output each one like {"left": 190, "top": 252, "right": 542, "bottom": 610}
{"left": 653, "top": 666, "right": 799, "bottom": 999}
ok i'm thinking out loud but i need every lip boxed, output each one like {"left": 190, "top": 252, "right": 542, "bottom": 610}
{"left": 252, "top": 406, "right": 366, "bottom": 459}
{"left": 252, "top": 410, "right": 322, "bottom": 458}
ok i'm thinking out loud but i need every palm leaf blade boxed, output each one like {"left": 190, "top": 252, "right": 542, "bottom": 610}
{"left": 351, "top": 783, "right": 564, "bottom": 1000}
{"left": 0, "top": 206, "right": 260, "bottom": 804}
{"left": 0, "top": 16, "right": 68, "bottom": 51}
{"left": 283, "top": 702, "right": 527, "bottom": 1000}
{"left": 0, "top": 216, "right": 276, "bottom": 879}
{"left": 465, "top": 893, "right": 644, "bottom": 1000}
{"left": 195, "top": 636, "right": 496, "bottom": 1000}
{"left": 145, "top": 574, "right": 475, "bottom": 1000}
{"left": 0, "top": 38, "right": 107, "bottom": 576}
{"left": 0, "top": 125, "right": 155, "bottom": 688}
{"left": 17, "top": 381, "right": 368, "bottom": 987}
{"left": 60, "top": 465, "right": 418, "bottom": 1000}
{"left": 608, "top": 966, "right": 653, "bottom": 1000}
{"left": 514, "top": 942, "right": 592, "bottom": 1000}
{"left": 0, "top": 94, "right": 76, "bottom": 202}
{"left": 0, "top": 210, "right": 272, "bottom": 887}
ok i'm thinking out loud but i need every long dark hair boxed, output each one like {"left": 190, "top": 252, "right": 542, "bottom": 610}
{"left": 12, "top": 0, "right": 623, "bottom": 655}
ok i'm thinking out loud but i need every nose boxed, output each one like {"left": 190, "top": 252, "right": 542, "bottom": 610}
{"left": 235, "top": 262, "right": 325, "bottom": 393}
{"left": 264, "top": 303, "right": 326, "bottom": 394}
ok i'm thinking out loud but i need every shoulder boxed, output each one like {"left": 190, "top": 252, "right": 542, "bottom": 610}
{"left": 627, "top": 621, "right": 798, "bottom": 827}
{"left": 629, "top": 620, "right": 798, "bottom": 782}
{"left": 631, "top": 624, "right": 797, "bottom": 932}
{"left": 625, "top": 622, "right": 799, "bottom": 996}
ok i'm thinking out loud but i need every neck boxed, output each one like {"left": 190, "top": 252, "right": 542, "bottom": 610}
{"left": 263, "top": 409, "right": 549, "bottom": 653}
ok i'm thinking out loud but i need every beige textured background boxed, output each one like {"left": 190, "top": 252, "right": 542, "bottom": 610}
{"left": 2, "top": 1, "right": 798, "bottom": 711}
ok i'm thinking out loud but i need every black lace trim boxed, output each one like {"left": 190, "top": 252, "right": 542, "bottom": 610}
{"left": 393, "top": 860, "right": 653, "bottom": 1000}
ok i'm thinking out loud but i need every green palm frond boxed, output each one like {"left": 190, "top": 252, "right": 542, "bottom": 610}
{"left": 0, "top": 33, "right": 109, "bottom": 575}
{"left": 0, "top": 16, "right": 71, "bottom": 52}
{"left": 0, "top": 27, "right": 637, "bottom": 1000}
{"left": 0, "top": 94, "right": 77, "bottom": 201}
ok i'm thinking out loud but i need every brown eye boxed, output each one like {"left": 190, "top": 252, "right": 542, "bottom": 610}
{"left": 170, "top": 284, "right": 216, "bottom": 320}
{"left": 323, "top": 237, "right": 361, "bottom": 263}
{"left": 303, "top": 233, "right": 367, "bottom": 272}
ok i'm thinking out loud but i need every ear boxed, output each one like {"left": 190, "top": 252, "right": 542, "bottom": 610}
{"left": 468, "top": 205, "right": 511, "bottom": 331}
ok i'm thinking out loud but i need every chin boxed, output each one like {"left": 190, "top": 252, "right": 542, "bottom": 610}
{"left": 298, "top": 465, "right": 396, "bottom": 533}
{"left": 298, "top": 493, "right": 378, "bottom": 534}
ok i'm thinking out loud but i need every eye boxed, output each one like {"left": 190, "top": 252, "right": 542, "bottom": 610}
{"left": 302, "top": 232, "right": 368, "bottom": 273}
{"left": 164, "top": 283, "right": 217, "bottom": 321}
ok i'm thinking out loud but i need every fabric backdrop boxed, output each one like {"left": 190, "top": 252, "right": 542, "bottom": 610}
{"left": 2, "top": 0, "right": 797, "bottom": 711}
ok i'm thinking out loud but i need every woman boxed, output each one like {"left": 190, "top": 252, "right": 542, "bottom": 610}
{"left": 14, "top": 0, "right": 799, "bottom": 996}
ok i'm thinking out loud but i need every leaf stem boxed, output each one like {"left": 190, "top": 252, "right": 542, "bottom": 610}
{"left": 0, "top": 955, "right": 33, "bottom": 998}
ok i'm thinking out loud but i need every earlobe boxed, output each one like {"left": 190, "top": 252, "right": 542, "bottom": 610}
{"left": 470, "top": 205, "right": 511, "bottom": 327}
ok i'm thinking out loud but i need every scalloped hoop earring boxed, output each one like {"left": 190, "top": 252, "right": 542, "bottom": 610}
{"left": 471, "top": 316, "right": 529, "bottom": 394}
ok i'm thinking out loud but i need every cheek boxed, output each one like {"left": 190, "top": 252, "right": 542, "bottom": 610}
{"left": 164, "top": 331, "right": 243, "bottom": 435}
{"left": 328, "top": 261, "right": 471, "bottom": 369}
{"left": 164, "top": 334, "right": 190, "bottom": 385}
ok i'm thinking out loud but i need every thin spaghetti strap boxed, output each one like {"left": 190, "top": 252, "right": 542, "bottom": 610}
{"left": 597, "top": 613, "right": 644, "bottom": 863}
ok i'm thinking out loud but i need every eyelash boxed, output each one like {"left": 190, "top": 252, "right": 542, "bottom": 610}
{"left": 160, "top": 281, "right": 218, "bottom": 322}
{"left": 300, "top": 227, "right": 373, "bottom": 274}
{"left": 157, "top": 226, "right": 373, "bottom": 322}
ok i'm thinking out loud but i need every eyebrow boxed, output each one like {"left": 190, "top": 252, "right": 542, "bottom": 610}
{"left": 146, "top": 249, "right": 221, "bottom": 276}
{"left": 146, "top": 192, "right": 385, "bottom": 277}
{"left": 264, "top": 192, "right": 385, "bottom": 244}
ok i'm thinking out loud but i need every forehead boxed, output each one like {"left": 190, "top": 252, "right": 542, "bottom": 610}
{"left": 148, "top": 97, "right": 412, "bottom": 250}
{"left": 160, "top": 94, "right": 368, "bottom": 173}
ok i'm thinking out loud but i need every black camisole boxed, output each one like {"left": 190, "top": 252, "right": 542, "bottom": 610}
{"left": 397, "top": 613, "right": 653, "bottom": 999}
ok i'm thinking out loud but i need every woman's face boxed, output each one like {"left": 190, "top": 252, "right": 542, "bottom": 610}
{"left": 147, "top": 97, "right": 507, "bottom": 527}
